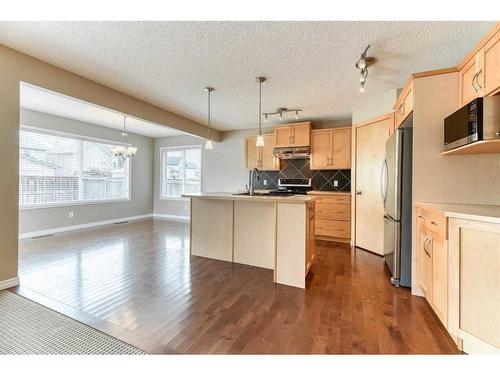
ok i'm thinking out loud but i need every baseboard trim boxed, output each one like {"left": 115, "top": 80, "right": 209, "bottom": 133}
{"left": 154, "top": 213, "right": 190, "bottom": 221}
{"left": 19, "top": 214, "right": 154, "bottom": 240}
{"left": 0, "top": 277, "right": 20, "bottom": 290}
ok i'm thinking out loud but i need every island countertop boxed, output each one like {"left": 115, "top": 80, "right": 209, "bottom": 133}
{"left": 182, "top": 192, "right": 316, "bottom": 204}
{"left": 415, "top": 202, "right": 500, "bottom": 224}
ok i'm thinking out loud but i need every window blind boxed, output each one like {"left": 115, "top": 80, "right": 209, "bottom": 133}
{"left": 19, "top": 129, "right": 130, "bottom": 208}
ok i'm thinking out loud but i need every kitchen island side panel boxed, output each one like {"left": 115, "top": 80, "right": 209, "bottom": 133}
{"left": 190, "top": 198, "right": 234, "bottom": 262}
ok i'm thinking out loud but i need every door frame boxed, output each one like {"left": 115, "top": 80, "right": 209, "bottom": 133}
{"left": 351, "top": 112, "right": 395, "bottom": 248}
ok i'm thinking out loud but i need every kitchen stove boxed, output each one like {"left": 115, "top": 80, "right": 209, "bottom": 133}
{"left": 271, "top": 178, "right": 312, "bottom": 195}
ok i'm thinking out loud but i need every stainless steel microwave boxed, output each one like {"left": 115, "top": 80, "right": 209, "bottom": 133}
{"left": 444, "top": 96, "right": 500, "bottom": 151}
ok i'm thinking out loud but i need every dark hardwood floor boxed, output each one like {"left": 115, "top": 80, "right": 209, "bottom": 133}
{"left": 17, "top": 219, "right": 458, "bottom": 354}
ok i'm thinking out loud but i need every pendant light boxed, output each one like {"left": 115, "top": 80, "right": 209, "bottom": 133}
{"left": 204, "top": 87, "right": 214, "bottom": 150}
{"left": 112, "top": 116, "right": 138, "bottom": 160}
{"left": 256, "top": 76, "right": 266, "bottom": 147}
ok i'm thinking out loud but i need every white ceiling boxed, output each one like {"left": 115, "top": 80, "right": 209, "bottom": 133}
{"left": 1, "top": 21, "right": 495, "bottom": 131}
{"left": 20, "top": 83, "right": 184, "bottom": 138}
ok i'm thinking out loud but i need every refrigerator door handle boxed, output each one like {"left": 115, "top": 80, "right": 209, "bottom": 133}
{"left": 380, "top": 158, "right": 388, "bottom": 205}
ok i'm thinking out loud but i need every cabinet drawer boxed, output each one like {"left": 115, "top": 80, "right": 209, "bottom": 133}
{"left": 316, "top": 203, "right": 350, "bottom": 221}
{"left": 419, "top": 207, "right": 446, "bottom": 238}
{"left": 314, "top": 195, "right": 351, "bottom": 204}
{"left": 315, "top": 219, "right": 350, "bottom": 238}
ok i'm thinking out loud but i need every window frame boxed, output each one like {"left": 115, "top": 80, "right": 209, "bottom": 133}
{"left": 159, "top": 145, "right": 203, "bottom": 201}
{"left": 19, "top": 125, "right": 133, "bottom": 210}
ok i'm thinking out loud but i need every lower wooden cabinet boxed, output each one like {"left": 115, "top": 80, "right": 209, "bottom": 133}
{"left": 306, "top": 202, "right": 315, "bottom": 274}
{"left": 416, "top": 207, "right": 448, "bottom": 327}
{"left": 309, "top": 192, "right": 351, "bottom": 242}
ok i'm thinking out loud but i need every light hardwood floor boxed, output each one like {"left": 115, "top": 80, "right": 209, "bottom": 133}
{"left": 16, "top": 219, "right": 458, "bottom": 354}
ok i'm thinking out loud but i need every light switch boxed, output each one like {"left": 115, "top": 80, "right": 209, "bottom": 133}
{"left": 333, "top": 180, "right": 339, "bottom": 187}
{"left": 68, "top": 211, "right": 74, "bottom": 218}
{"left": 263, "top": 179, "right": 268, "bottom": 186}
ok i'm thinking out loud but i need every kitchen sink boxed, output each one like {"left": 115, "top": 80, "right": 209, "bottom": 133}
{"left": 232, "top": 192, "right": 271, "bottom": 196}
{"left": 232, "top": 192, "right": 295, "bottom": 197}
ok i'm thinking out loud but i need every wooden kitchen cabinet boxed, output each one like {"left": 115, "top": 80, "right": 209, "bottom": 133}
{"left": 310, "top": 127, "right": 351, "bottom": 170}
{"left": 306, "top": 202, "right": 315, "bottom": 274}
{"left": 244, "top": 134, "right": 279, "bottom": 170}
{"left": 483, "top": 28, "right": 500, "bottom": 96}
{"left": 309, "top": 192, "right": 351, "bottom": 242}
{"left": 416, "top": 206, "right": 448, "bottom": 328}
{"left": 459, "top": 52, "right": 484, "bottom": 107}
{"left": 394, "top": 80, "right": 413, "bottom": 127}
{"left": 274, "top": 122, "right": 311, "bottom": 147}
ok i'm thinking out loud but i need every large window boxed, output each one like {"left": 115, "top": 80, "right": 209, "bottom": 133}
{"left": 19, "top": 128, "right": 130, "bottom": 208}
{"left": 160, "top": 146, "right": 202, "bottom": 199}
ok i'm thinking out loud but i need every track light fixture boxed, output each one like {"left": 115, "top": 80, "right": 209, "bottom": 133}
{"left": 263, "top": 107, "right": 303, "bottom": 123}
{"left": 355, "top": 45, "right": 375, "bottom": 93}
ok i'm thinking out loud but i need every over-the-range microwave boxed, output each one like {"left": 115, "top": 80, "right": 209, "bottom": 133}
{"left": 444, "top": 96, "right": 500, "bottom": 151}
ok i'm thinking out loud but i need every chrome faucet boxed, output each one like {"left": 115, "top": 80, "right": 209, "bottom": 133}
{"left": 249, "top": 168, "right": 260, "bottom": 196}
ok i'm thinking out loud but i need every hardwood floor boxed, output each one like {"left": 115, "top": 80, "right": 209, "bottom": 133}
{"left": 17, "top": 219, "right": 458, "bottom": 354}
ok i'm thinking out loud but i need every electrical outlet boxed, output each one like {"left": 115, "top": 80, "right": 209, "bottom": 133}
{"left": 333, "top": 180, "right": 339, "bottom": 187}
{"left": 68, "top": 211, "right": 74, "bottom": 218}
{"left": 263, "top": 179, "right": 268, "bottom": 186}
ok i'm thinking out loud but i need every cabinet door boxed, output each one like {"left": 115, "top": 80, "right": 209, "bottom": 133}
{"left": 331, "top": 128, "right": 351, "bottom": 169}
{"left": 310, "top": 130, "right": 332, "bottom": 170}
{"left": 431, "top": 233, "right": 448, "bottom": 327}
{"left": 274, "top": 126, "right": 291, "bottom": 147}
{"left": 291, "top": 123, "right": 311, "bottom": 146}
{"left": 460, "top": 56, "right": 481, "bottom": 107}
{"left": 245, "top": 137, "right": 260, "bottom": 169}
{"left": 260, "top": 134, "right": 279, "bottom": 171}
{"left": 483, "top": 30, "right": 500, "bottom": 96}
{"left": 418, "top": 218, "right": 432, "bottom": 299}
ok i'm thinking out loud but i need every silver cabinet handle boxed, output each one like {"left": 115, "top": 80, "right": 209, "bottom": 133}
{"left": 476, "top": 69, "right": 483, "bottom": 89}
{"left": 472, "top": 72, "right": 478, "bottom": 92}
{"left": 399, "top": 103, "right": 404, "bottom": 116}
{"left": 423, "top": 235, "right": 431, "bottom": 257}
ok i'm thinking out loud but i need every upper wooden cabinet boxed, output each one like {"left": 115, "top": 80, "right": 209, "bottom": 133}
{"left": 394, "top": 80, "right": 413, "bottom": 127}
{"left": 459, "top": 51, "right": 484, "bottom": 107}
{"left": 244, "top": 134, "right": 279, "bottom": 171}
{"left": 483, "top": 28, "right": 500, "bottom": 97}
{"left": 310, "top": 127, "right": 351, "bottom": 170}
{"left": 459, "top": 24, "right": 500, "bottom": 107}
{"left": 274, "top": 122, "right": 311, "bottom": 147}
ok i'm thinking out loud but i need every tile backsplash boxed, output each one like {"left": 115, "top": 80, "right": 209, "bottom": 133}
{"left": 250, "top": 159, "right": 350, "bottom": 192}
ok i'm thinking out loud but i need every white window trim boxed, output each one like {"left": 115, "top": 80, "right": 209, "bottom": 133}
{"left": 19, "top": 125, "right": 133, "bottom": 210}
{"left": 159, "top": 145, "right": 203, "bottom": 201}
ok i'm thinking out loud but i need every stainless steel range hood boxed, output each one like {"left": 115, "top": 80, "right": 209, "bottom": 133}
{"left": 273, "top": 146, "right": 310, "bottom": 159}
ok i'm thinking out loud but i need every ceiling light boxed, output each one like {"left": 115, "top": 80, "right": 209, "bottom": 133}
{"left": 204, "top": 87, "right": 215, "bottom": 150}
{"left": 355, "top": 45, "right": 375, "bottom": 93}
{"left": 263, "top": 107, "right": 303, "bottom": 123}
{"left": 256, "top": 76, "right": 266, "bottom": 147}
{"left": 112, "top": 116, "right": 138, "bottom": 160}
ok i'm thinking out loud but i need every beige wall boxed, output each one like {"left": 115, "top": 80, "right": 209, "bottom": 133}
{"left": 352, "top": 89, "right": 399, "bottom": 125}
{"left": 19, "top": 109, "right": 154, "bottom": 234}
{"left": 0, "top": 44, "right": 218, "bottom": 283}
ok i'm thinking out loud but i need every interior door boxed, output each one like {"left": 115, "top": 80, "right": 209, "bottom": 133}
{"left": 310, "top": 130, "right": 331, "bottom": 170}
{"left": 355, "top": 115, "right": 393, "bottom": 255}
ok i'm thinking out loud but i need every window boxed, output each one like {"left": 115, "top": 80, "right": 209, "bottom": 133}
{"left": 160, "top": 146, "right": 202, "bottom": 199}
{"left": 19, "top": 128, "right": 130, "bottom": 208}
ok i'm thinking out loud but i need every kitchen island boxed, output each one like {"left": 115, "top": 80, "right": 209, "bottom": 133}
{"left": 182, "top": 192, "right": 316, "bottom": 288}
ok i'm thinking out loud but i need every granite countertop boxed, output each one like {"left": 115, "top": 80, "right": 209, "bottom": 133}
{"left": 416, "top": 202, "right": 500, "bottom": 224}
{"left": 183, "top": 192, "right": 316, "bottom": 204}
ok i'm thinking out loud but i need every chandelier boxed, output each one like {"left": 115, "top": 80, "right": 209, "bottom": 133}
{"left": 112, "top": 116, "right": 138, "bottom": 160}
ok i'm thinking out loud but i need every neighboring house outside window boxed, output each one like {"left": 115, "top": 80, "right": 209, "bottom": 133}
{"left": 19, "top": 128, "right": 131, "bottom": 208}
{"left": 160, "top": 146, "right": 202, "bottom": 199}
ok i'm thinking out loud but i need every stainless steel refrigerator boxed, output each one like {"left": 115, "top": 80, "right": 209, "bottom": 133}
{"left": 382, "top": 115, "right": 413, "bottom": 287}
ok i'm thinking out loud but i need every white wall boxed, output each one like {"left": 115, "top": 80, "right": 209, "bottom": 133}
{"left": 352, "top": 89, "right": 399, "bottom": 124}
{"left": 19, "top": 109, "right": 154, "bottom": 234}
{"left": 154, "top": 129, "right": 262, "bottom": 217}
